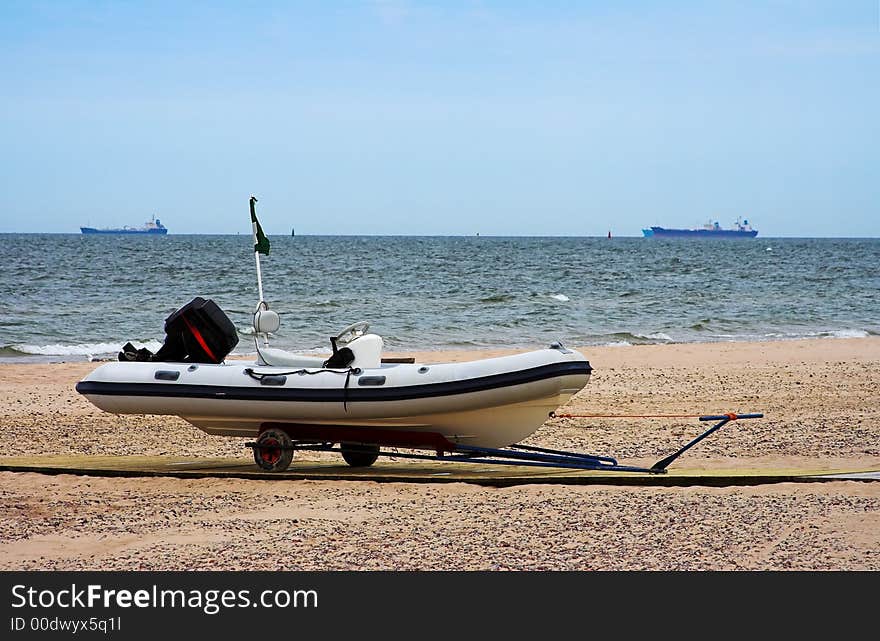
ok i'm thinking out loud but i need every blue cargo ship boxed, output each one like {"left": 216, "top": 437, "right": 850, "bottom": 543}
{"left": 81, "top": 216, "right": 168, "bottom": 235}
{"left": 642, "top": 218, "right": 757, "bottom": 238}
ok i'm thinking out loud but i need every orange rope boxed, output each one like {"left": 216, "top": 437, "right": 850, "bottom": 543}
{"left": 550, "top": 412, "right": 705, "bottom": 419}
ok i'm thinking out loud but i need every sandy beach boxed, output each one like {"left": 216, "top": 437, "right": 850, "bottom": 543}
{"left": 1, "top": 337, "right": 878, "bottom": 570}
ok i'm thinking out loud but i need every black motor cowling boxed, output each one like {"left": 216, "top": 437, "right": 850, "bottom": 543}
{"left": 119, "top": 297, "right": 239, "bottom": 363}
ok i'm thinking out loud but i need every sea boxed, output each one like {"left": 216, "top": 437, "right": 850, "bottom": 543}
{"left": 1, "top": 234, "right": 877, "bottom": 363}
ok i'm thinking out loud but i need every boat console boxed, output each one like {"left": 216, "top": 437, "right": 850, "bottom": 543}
{"left": 342, "top": 333, "right": 383, "bottom": 369}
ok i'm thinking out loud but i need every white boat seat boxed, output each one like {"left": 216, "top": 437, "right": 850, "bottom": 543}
{"left": 256, "top": 335, "right": 384, "bottom": 370}
{"left": 256, "top": 347, "right": 326, "bottom": 368}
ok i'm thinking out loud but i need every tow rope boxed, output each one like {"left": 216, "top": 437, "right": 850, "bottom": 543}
{"left": 554, "top": 412, "right": 705, "bottom": 419}
{"left": 550, "top": 412, "right": 744, "bottom": 421}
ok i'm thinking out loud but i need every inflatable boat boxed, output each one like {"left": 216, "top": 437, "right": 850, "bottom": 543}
{"left": 76, "top": 300, "right": 591, "bottom": 471}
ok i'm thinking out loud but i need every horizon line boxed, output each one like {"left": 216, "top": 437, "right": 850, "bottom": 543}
{"left": 2, "top": 232, "right": 879, "bottom": 240}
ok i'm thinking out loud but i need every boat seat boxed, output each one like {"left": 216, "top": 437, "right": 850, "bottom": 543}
{"left": 256, "top": 347, "right": 327, "bottom": 368}
{"left": 255, "top": 335, "right": 384, "bottom": 370}
{"left": 252, "top": 306, "right": 327, "bottom": 367}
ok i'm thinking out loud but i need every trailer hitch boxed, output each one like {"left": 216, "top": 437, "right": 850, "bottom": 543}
{"left": 650, "top": 413, "right": 763, "bottom": 473}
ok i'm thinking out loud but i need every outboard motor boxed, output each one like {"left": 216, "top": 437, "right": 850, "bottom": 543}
{"left": 119, "top": 297, "right": 239, "bottom": 363}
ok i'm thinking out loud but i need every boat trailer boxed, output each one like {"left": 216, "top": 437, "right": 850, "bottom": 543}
{"left": 246, "top": 413, "right": 763, "bottom": 474}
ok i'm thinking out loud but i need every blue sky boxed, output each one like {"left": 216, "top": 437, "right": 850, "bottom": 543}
{"left": 1, "top": 1, "right": 878, "bottom": 236}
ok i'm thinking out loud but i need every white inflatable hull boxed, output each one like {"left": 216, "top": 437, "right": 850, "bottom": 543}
{"left": 76, "top": 348, "right": 591, "bottom": 449}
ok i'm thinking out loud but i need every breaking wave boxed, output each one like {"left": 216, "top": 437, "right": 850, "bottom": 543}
{"left": 638, "top": 332, "right": 674, "bottom": 342}
{"left": 4, "top": 340, "right": 163, "bottom": 357}
{"left": 598, "top": 332, "right": 676, "bottom": 345}
{"left": 817, "top": 329, "right": 870, "bottom": 339}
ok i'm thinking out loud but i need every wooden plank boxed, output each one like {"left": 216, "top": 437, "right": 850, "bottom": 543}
{"left": 1, "top": 455, "right": 878, "bottom": 487}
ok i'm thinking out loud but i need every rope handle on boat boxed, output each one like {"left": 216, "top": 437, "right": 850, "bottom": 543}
{"left": 244, "top": 367, "right": 357, "bottom": 412}
{"left": 244, "top": 366, "right": 361, "bottom": 380}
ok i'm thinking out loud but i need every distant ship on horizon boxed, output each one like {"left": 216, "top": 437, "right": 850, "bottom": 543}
{"left": 81, "top": 216, "right": 168, "bottom": 235}
{"left": 643, "top": 217, "right": 758, "bottom": 238}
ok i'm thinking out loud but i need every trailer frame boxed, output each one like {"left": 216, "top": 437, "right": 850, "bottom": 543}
{"left": 246, "top": 413, "right": 763, "bottom": 474}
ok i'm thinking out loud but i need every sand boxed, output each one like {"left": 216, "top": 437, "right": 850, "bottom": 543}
{"left": 1, "top": 337, "right": 878, "bottom": 570}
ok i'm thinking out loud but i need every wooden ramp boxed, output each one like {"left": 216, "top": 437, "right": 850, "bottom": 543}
{"left": 1, "top": 455, "right": 878, "bottom": 487}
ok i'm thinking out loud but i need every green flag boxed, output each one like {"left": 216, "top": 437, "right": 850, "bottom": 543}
{"left": 249, "top": 196, "right": 270, "bottom": 255}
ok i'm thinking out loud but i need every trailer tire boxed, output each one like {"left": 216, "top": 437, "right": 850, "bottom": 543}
{"left": 254, "top": 428, "right": 294, "bottom": 472}
{"left": 340, "top": 443, "right": 380, "bottom": 467}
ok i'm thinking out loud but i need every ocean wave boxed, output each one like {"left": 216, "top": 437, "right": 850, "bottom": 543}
{"left": 635, "top": 332, "right": 673, "bottom": 342}
{"left": 600, "top": 332, "right": 675, "bottom": 345}
{"left": 763, "top": 329, "right": 872, "bottom": 340}
{"left": 8, "top": 340, "right": 163, "bottom": 356}
{"left": 818, "top": 329, "right": 870, "bottom": 339}
{"left": 0, "top": 345, "right": 30, "bottom": 357}
{"left": 440, "top": 338, "right": 495, "bottom": 348}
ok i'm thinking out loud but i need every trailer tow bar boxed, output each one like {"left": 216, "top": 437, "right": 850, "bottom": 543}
{"left": 650, "top": 413, "right": 763, "bottom": 473}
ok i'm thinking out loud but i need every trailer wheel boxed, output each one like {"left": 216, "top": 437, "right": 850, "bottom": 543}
{"left": 340, "top": 443, "right": 380, "bottom": 467}
{"left": 254, "top": 429, "right": 294, "bottom": 472}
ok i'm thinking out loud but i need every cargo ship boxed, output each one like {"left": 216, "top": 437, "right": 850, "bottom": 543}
{"left": 81, "top": 216, "right": 168, "bottom": 235}
{"left": 642, "top": 218, "right": 757, "bottom": 238}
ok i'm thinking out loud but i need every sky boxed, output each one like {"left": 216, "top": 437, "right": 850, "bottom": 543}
{"left": 1, "top": 1, "right": 878, "bottom": 237}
